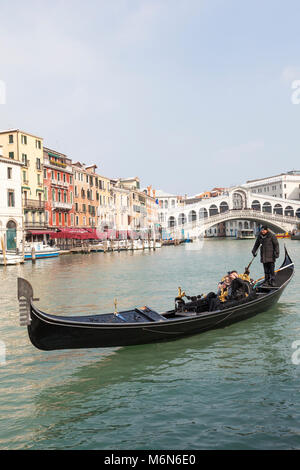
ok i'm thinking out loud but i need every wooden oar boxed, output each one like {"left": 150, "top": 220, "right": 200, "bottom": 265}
{"left": 244, "top": 255, "right": 256, "bottom": 274}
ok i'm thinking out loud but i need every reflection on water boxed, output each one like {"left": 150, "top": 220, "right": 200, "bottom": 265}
{"left": 0, "top": 240, "right": 300, "bottom": 449}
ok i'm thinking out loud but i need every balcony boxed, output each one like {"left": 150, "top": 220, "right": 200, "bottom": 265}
{"left": 51, "top": 179, "right": 69, "bottom": 188}
{"left": 23, "top": 199, "right": 45, "bottom": 210}
{"left": 44, "top": 156, "right": 73, "bottom": 173}
{"left": 52, "top": 201, "right": 73, "bottom": 211}
{"left": 24, "top": 221, "right": 46, "bottom": 229}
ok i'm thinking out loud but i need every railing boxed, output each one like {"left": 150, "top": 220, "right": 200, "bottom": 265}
{"left": 23, "top": 199, "right": 45, "bottom": 210}
{"left": 24, "top": 221, "right": 46, "bottom": 229}
{"left": 165, "top": 208, "right": 299, "bottom": 236}
{"left": 51, "top": 179, "right": 69, "bottom": 188}
{"left": 52, "top": 201, "right": 73, "bottom": 210}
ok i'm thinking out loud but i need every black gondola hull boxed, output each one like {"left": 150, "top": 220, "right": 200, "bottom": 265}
{"left": 19, "top": 248, "right": 294, "bottom": 351}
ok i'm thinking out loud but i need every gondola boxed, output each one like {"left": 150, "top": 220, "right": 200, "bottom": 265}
{"left": 18, "top": 248, "right": 294, "bottom": 351}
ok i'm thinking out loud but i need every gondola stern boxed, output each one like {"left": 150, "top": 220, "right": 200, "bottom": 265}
{"left": 17, "top": 277, "right": 39, "bottom": 327}
{"left": 280, "top": 245, "right": 294, "bottom": 270}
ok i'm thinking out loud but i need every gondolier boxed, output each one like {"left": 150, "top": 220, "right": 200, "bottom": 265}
{"left": 252, "top": 226, "right": 279, "bottom": 286}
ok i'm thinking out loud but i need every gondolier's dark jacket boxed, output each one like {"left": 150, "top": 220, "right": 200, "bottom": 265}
{"left": 252, "top": 231, "right": 279, "bottom": 263}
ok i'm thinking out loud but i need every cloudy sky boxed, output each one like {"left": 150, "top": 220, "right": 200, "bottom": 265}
{"left": 0, "top": 0, "right": 300, "bottom": 195}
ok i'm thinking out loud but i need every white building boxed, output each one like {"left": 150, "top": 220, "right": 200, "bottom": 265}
{"left": 0, "top": 145, "right": 24, "bottom": 251}
{"left": 245, "top": 171, "right": 300, "bottom": 200}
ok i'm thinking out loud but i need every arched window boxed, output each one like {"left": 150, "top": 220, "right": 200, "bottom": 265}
{"left": 168, "top": 216, "right": 176, "bottom": 228}
{"left": 220, "top": 201, "right": 229, "bottom": 213}
{"left": 262, "top": 202, "right": 272, "bottom": 213}
{"left": 273, "top": 204, "right": 283, "bottom": 215}
{"left": 285, "top": 206, "right": 294, "bottom": 217}
{"left": 209, "top": 204, "right": 218, "bottom": 216}
{"left": 233, "top": 193, "right": 244, "bottom": 210}
{"left": 188, "top": 210, "right": 197, "bottom": 222}
{"left": 199, "top": 208, "right": 208, "bottom": 219}
{"left": 178, "top": 213, "right": 187, "bottom": 225}
{"left": 251, "top": 200, "right": 261, "bottom": 211}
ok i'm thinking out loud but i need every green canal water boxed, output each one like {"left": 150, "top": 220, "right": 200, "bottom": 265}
{"left": 0, "top": 239, "right": 300, "bottom": 450}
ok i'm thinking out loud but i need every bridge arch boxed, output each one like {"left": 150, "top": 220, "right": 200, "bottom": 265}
{"left": 199, "top": 208, "right": 208, "bottom": 219}
{"left": 285, "top": 206, "right": 294, "bottom": 217}
{"left": 168, "top": 216, "right": 176, "bottom": 228}
{"left": 251, "top": 200, "right": 261, "bottom": 211}
{"left": 262, "top": 201, "right": 272, "bottom": 213}
{"left": 274, "top": 203, "right": 283, "bottom": 215}
{"left": 209, "top": 204, "right": 218, "bottom": 216}
{"left": 220, "top": 201, "right": 229, "bottom": 213}
{"left": 188, "top": 210, "right": 197, "bottom": 223}
{"left": 178, "top": 213, "right": 187, "bottom": 225}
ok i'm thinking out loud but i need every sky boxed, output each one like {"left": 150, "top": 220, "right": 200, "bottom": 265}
{"left": 1, "top": 0, "right": 300, "bottom": 196}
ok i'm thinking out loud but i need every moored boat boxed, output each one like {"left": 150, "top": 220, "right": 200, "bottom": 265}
{"left": 18, "top": 248, "right": 294, "bottom": 351}
{"left": 276, "top": 232, "right": 291, "bottom": 239}
{"left": 0, "top": 253, "right": 24, "bottom": 265}
{"left": 236, "top": 229, "right": 255, "bottom": 239}
{"left": 291, "top": 231, "right": 300, "bottom": 240}
{"left": 23, "top": 242, "right": 60, "bottom": 260}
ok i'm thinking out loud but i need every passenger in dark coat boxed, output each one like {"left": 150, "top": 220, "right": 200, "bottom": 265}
{"left": 252, "top": 226, "right": 279, "bottom": 286}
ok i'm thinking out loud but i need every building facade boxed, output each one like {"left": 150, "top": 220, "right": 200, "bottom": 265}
{"left": 73, "top": 163, "right": 105, "bottom": 228}
{"left": 0, "top": 129, "right": 45, "bottom": 239}
{"left": 245, "top": 171, "right": 300, "bottom": 200}
{"left": 0, "top": 145, "right": 24, "bottom": 251}
{"left": 43, "top": 147, "right": 74, "bottom": 230}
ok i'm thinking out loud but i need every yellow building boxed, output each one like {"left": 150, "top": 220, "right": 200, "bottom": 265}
{"left": 72, "top": 163, "right": 111, "bottom": 229}
{"left": 0, "top": 129, "right": 44, "bottom": 237}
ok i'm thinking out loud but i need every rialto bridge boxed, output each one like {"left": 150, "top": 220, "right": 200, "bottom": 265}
{"left": 159, "top": 187, "right": 300, "bottom": 238}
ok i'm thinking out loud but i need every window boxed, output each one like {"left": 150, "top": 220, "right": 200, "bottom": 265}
{"left": 23, "top": 171, "right": 27, "bottom": 183}
{"left": 8, "top": 190, "right": 15, "bottom": 207}
{"left": 36, "top": 140, "right": 41, "bottom": 149}
{"left": 7, "top": 167, "right": 12, "bottom": 179}
{"left": 52, "top": 212, "right": 56, "bottom": 225}
{"left": 52, "top": 189, "right": 55, "bottom": 201}
{"left": 21, "top": 135, "right": 27, "bottom": 145}
{"left": 44, "top": 188, "right": 48, "bottom": 201}
{"left": 57, "top": 172, "right": 60, "bottom": 181}
{"left": 37, "top": 174, "right": 41, "bottom": 185}
{"left": 9, "top": 152, "right": 14, "bottom": 159}
{"left": 43, "top": 168, "right": 47, "bottom": 179}
{"left": 59, "top": 213, "right": 62, "bottom": 225}
{"left": 36, "top": 158, "right": 41, "bottom": 170}
{"left": 70, "top": 192, "right": 73, "bottom": 204}
{"left": 70, "top": 175, "right": 73, "bottom": 184}
{"left": 22, "top": 154, "right": 28, "bottom": 165}
{"left": 64, "top": 213, "right": 67, "bottom": 224}
{"left": 64, "top": 191, "right": 67, "bottom": 203}
{"left": 9, "top": 134, "right": 14, "bottom": 143}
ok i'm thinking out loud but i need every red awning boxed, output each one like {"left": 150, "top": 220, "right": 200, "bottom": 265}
{"left": 50, "top": 228, "right": 91, "bottom": 240}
